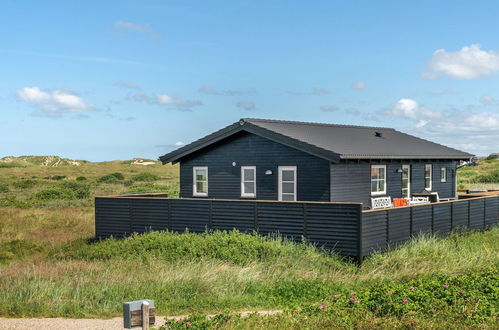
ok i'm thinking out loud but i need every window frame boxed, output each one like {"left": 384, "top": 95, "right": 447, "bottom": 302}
{"left": 425, "top": 164, "right": 432, "bottom": 191}
{"left": 401, "top": 164, "right": 411, "bottom": 198}
{"left": 440, "top": 167, "right": 447, "bottom": 183}
{"left": 192, "top": 166, "right": 208, "bottom": 197}
{"left": 278, "top": 166, "right": 297, "bottom": 201}
{"left": 240, "top": 166, "right": 256, "bottom": 198}
{"left": 371, "top": 164, "right": 387, "bottom": 196}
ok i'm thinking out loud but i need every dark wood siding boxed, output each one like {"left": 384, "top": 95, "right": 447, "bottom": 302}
{"left": 331, "top": 160, "right": 457, "bottom": 208}
{"left": 180, "top": 131, "right": 331, "bottom": 201}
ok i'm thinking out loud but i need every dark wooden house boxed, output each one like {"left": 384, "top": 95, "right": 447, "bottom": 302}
{"left": 160, "top": 119, "right": 472, "bottom": 207}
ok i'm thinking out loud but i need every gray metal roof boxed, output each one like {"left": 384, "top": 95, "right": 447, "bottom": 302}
{"left": 160, "top": 118, "right": 473, "bottom": 164}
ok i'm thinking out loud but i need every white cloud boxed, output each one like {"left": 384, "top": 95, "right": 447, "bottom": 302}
{"left": 415, "top": 120, "right": 428, "bottom": 128}
{"left": 17, "top": 87, "right": 92, "bottom": 117}
{"left": 453, "top": 143, "right": 490, "bottom": 151}
{"left": 386, "top": 98, "right": 442, "bottom": 120}
{"left": 345, "top": 107, "right": 360, "bottom": 115}
{"left": 425, "top": 44, "right": 499, "bottom": 79}
{"left": 236, "top": 101, "right": 255, "bottom": 110}
{"left": 464, "top": 113, "right": 499, "bottom": 129}
{"left": 114, "top": 21, "right": 161, "bottom": 39}
{"left": 198, "top": 85, "right": 219, "bottom": 95}
{"left": 198, "top": 85, "right": 256, "bottom": 96}
{"left": 311, "top": 87, "right": 331, "bottom": 95}
{"left": 479, "top": 94, "right": 498, "bottom": 105}
{"left": 131, "top": 92, "right": 202, "bottom": 110}
{"left": 155, "top": 94, "right": 202, "bottom": 108}
{"left": 116, "top": 81, "right": 141, "bottom": 90}
{"left": 175, "top": 141, "right": 185, "bottom": 146}
{"left": 352, "top": 81, "right": 365, "bottom": 90}
{"left": 320, "top": 105, "right": 338, "bottom": 112}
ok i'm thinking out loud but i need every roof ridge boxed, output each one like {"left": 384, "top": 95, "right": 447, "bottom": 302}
{"left": 242, "top": 118, "right": 395, "bottom": 130}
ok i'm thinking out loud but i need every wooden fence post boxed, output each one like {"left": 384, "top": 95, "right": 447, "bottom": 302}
{"left": 467, "top": 200, "right": 471, "bottom": 229}
{"left": 357, "top": 204, "right": 363, "bottom": 262}
{"left": 142, "top": 301, "right": 150, "bottom": 330}
{"left": 303, "top": 203, "right": 308, "bottom": 240}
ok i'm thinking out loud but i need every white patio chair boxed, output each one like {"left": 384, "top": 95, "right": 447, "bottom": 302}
{"left": 371, "top": 196, "right": 393, "bottom": 209}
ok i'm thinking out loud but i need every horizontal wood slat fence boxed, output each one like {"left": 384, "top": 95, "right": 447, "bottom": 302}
{"left": 95, "top": 195, "right": 499, "bottom": 259}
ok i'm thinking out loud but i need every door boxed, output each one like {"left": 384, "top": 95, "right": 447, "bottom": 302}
{"left": 278, "top": 166, "right": 297, "bottom": 201}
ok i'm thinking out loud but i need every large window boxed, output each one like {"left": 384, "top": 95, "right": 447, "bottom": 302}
{"left": 278, "top": 166, "right": 297, "bottom": 201}
{"left": 440, "top": 167, "right": 447, "bottom": 183}
{"left": 402, "top": 164, "right": 410, "bottom": 198}
{"left": 193, "top": 166, "right": 208, "bottom": 197}
{"left": 425, "top": 164, "right": 432, "bottom": 191}
{"left": 241, "top": 166, "right": 256, "bottom": 198}
{"left": 371, "top": 165, "right": 386, "bottom": 196}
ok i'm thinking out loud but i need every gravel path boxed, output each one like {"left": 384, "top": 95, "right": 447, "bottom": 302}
{"left": 0, "top": 310, "right": 282, "bottom": 329}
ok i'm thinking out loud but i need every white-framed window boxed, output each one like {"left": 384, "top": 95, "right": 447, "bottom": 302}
{"left": 278, "top": 166, "right": 296, "bottom": 201}
{"left": 425, "top": 164, "right": 432, "bottom": 191}
{"left": 371, "top": 165, "right": 386, "bottom": 196}
{"left": 402, "top": 164, "right": 411, "bottom": 198}
{"left": 440, "top": 167, "right": 447, "bottom": 182}
{"left": 193, "top": 166, "right": 208, "bottom": 197}
{"left": 241, "top": 166, "right": 256, "bottom": 198}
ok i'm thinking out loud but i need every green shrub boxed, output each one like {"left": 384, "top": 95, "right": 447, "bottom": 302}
{"left": 76, "top": 176, "right": 87, "bottom": 181}
{"left": 32, "top": 182, "right": 90, "bottom": 200}
{"left": 12, "top": 179, "right": 38, "bottom": 189}
{"left": 159, "top": 268, "right": 499, "bottom": 329}
{"left": 476, "top": 170, "right": 499, "bottom": 183}
{"left": 53, "top": 230, "right": 337, "bottom": 266}
{"left": 123, "top": 180, "right": 134, "bottom": 187}
{"left": 0, "top": 182, "right": 9, "bottom": 193}
{"left": 0, "top": 240, "right": 45, "bottom": 265}
{"left": 51, "top": 175, "right": 66, "bottom": 180}
{"left": 0, "top": 196, "right": 31, "bottom": 208}
{"left": 131, "top": 172, "right": 161, "bottom": 182}
{"left": 97, "top": 172, "right": 125, "bottom": 184}
{"left": 124, "top": 183, "right": 177, "bottom": 195}
{"left": 0, "top": 162, "right": 24, "bottom": 168}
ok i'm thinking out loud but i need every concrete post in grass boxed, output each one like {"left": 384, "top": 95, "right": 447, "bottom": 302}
{"left": 123, "top": 299, "right": 155, "bottom": 329}
{"left": 142, "top": 301, "right": 150, "bottom": 330}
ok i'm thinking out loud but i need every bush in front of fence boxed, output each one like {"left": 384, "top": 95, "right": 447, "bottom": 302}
{"left": 159, "top": 267, "right": 498, "bottom": 329}
{"left": 52, "top": 230, "right": 345, "bottom": 267}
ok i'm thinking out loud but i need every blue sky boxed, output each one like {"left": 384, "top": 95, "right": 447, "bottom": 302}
{"left": 1, "top": 0, "right": 498, "bottom": 161}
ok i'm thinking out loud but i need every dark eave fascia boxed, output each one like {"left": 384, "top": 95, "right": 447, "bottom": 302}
{"left": 159, "top": 122, "right": 243, "bottom": 164}
{"left": 159, "top": 120, "right": 342, "bottom": 164}
{"left": 340, "top": 154, "right": 474, "bottom": 160}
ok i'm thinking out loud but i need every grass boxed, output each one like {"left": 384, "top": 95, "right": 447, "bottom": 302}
{"left": 458, "top": 158, "right": 499, "bottom": 190}
{"left": 0, "top": 155, "right": 497, "bottom": 328}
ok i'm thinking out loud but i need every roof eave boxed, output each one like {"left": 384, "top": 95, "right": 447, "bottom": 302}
{"left": 340, "top": 154, "right": 474, "bottom": 160}
{"left": 159, "top": 120, "right": 342, "bottom": 164}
